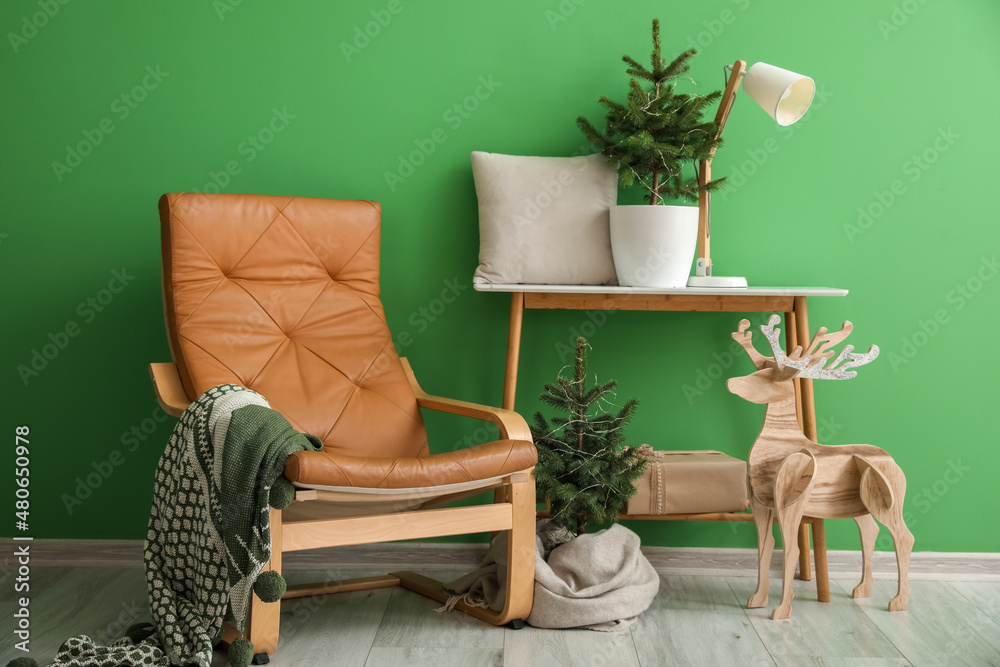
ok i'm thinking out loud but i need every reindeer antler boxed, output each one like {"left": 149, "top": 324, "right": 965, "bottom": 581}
{"left": 802, "top": 322, "right": 854, "bottom": 360}
{"left": 760, "top": 316, "right": 879, "bottom": 380}
{"left": 732, "top": 318, "right": 771, "bottom": 370}
{"left": 758, "top": 315, "right": 797, "bottom": 368}
{"left": 799, "top": 340, "right": 880, "bottom": 380}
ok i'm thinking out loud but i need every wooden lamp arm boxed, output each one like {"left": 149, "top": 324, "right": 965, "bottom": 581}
{"left": 697, "top": 59, "right": 747, "bottom": 271}
{"left": 400, "top": 358, "right": 532, "bottom": 443}
{"left": 149, "top": 362, "right": 191, "bottom": 417}
{"left": 712, "top": 60, "right": 748, "bottom": 147}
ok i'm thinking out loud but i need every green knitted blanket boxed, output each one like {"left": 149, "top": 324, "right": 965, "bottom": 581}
{"left": 46, "top": 384, "right": 322, "bottom": 667}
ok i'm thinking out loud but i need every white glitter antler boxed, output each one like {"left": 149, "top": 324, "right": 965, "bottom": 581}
{"left": 760, "top": 315, "right": 879, "bottom": 381}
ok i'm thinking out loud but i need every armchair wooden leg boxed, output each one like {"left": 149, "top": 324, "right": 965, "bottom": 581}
{"left": 491, "top": 486, "right": 509, "bottom": 540}
{"left": 394, "top": 473, "right": 536, "bottom": 626}
{"left": 496, "top": 473, "right": 535, "bottom": 624}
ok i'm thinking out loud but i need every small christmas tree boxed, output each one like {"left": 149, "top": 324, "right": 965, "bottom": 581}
{"left": 577, "top": 18, "right": 725, "bottom": 205}
{"left": 531, "top": 338, "right": 647, "bottom": 535}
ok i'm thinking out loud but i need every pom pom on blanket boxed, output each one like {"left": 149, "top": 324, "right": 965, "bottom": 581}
{"left": 228, "top": 638, "right": 254, "bottom": 667}
{"left": 253, "top": 570, "right": 287, "bottom": 603}
{"left": 269, "top": 476, "right": 296, "bottom": 509}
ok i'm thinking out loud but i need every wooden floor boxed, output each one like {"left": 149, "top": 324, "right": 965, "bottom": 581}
{"left": 3, "top": 543, "right": 1000, "bottom": 666}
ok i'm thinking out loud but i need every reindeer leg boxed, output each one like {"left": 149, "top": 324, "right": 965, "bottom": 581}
{"left": 885, "top": 517, "right": 914, "bottom": 612}
{"left": 852, "top": 514, "right": 878, "bottom": 599}
{"left": 774, "top": 492, "right": 811, "bottom": 619}
{"left": 748, "top": 490, "right": 774, "bottom": 609}
{"left": 857, "top": 457, "right": 913, "bottom": 612}
{"left": 770, "top": 452, "right": 817, "bottom": 620}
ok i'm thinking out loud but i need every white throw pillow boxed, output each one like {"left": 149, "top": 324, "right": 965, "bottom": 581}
{"left": 471, "top": 151, "right": 618, "bottom": 286}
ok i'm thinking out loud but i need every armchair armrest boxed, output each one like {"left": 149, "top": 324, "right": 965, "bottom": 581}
{"left": 149, "top": 362, "right": 192, "bottom": 417}
{"left": 400, "top": 358, "right": 532, "bottom": 442}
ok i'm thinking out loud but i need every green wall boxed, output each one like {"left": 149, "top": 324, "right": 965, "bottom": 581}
{"left": 3, "top": 0, "right": 998, "bottom": 553}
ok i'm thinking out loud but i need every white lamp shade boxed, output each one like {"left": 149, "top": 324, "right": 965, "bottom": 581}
{"left": 742, "top": 62, "right": 815, "bottom": 126}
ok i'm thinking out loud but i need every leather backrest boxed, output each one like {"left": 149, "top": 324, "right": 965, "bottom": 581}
{"left": 159, "top": 192, "right": 429, "bottom": 458}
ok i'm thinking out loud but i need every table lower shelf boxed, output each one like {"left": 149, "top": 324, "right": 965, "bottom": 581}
{"left": 621, "top": 512, "right": 823, "bottom": 522}
{"left": 537, "top": 509, "right": 819, "bottom": 523}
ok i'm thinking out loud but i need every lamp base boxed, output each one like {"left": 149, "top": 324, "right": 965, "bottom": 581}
{"left": 687, "top": 275, "right": 748, "bottom": 288}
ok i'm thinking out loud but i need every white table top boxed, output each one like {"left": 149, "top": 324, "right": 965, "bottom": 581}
{"left": 473, "top": 283, "right": 849, "bottom": 297}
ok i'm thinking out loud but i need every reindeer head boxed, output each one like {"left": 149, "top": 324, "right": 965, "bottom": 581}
{"left": 726, "top": 315, "right": 879, "bottom": 404}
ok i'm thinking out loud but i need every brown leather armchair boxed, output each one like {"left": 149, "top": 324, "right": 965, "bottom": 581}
{"left": 150, "top": 192, "right": 536, "bottom": 659}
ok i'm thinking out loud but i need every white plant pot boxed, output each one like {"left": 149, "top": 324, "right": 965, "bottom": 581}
{"left": 609, "top": 205, "right": 699, "bottom": 288}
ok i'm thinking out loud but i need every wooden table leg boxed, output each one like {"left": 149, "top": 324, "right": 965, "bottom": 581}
{"left": 796, "top": 523, "right": 812, "bottom": 581}
{"left": 497, "top": 293, "right": 525, "bottom": 510}
{"left": 502, "top": 292, "right": 525, "bottom": 411}
{"left": 793, "top": 297, "right": 818, "bottom": 443}
{"left": 812, "top": 517, "right": 830, "bottom": 603}
{"left": 785, "top": 310, "right": 804, "bottom": 432}
{"left": 786, "top": 307, "right": 813, "bottom": 582}
{"left": 792, "top": 296, "right": 831, "bottom": 601}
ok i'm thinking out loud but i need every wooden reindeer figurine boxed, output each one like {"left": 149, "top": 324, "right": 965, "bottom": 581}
{"left": 727, "top": 315, "right": 913, "bottom": 620}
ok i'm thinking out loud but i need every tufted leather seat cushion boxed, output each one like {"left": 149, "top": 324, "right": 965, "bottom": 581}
{"left": 160, "top": 192, "right": 535, "bottom": 491}
{"left": 160, "top": 192, "right": 428, "bottom": 459}
{"left": 285, "top": 439, "right": 538, "bottom": 490}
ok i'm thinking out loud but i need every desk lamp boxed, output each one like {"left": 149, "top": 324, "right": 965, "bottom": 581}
{"left": 687, "top": 61, "right": 815, "bottom": 288}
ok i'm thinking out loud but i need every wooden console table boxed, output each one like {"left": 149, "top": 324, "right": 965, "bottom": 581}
{"left": 475, "top": 283, "right": 849, "bottom": 602}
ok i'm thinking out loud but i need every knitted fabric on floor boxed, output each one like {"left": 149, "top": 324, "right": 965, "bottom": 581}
{"left": 46, "top": 384, "right": 321, "bottom": 667}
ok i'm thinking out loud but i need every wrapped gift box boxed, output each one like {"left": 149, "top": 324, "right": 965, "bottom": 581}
{"left": 625, "top": 447, "right": 748, "bottom": 515}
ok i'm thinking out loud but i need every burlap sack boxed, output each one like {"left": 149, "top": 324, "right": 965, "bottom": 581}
{"left": 444, "top": 521, "right": 659, "bottom": 631}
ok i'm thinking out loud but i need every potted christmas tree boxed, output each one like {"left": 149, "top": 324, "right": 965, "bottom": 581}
{"left": 578, "top": 19, "right": 725, "bottom": 287}
{"left": 486, "top": 338, "right": 660, "bottom": 630}
{"left": 531, "top": 337, "right": 646, "bottom": 535}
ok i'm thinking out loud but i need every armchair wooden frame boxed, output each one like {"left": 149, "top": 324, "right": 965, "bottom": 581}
{"left": 149, "top": 359, "right": 536, "bottom": 659}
